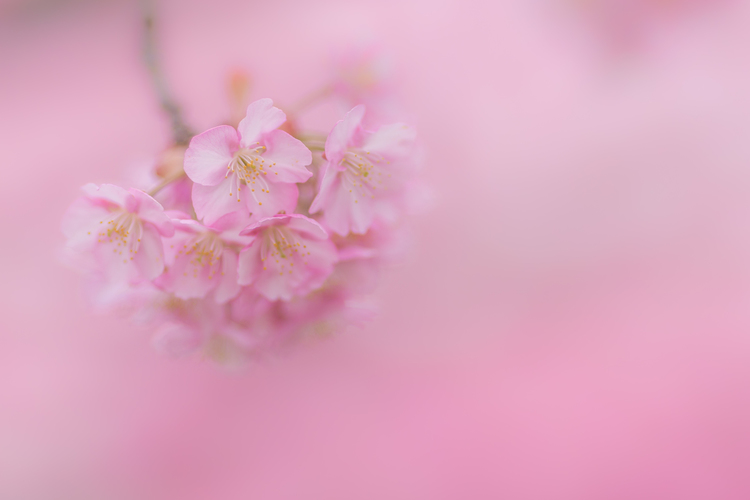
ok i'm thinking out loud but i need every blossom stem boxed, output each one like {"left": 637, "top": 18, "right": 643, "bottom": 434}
{"left": 297, "top": 132, "right": 327, "bottom": 152}
{"left": 148, "top": 169, "right": 185, "bottom": 197}
{"left": 140, "top": 0, "right": 193, "bottom": 145}
{"left": 301, "top": 142, "right": 326, "bottom": 152}
{"left": 296, "top": 132, "right": 328, "bottom": 141}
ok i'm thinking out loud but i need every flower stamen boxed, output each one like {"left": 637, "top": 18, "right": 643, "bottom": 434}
{"left": 226, "top": 143, "right": 269, "bottom": 204}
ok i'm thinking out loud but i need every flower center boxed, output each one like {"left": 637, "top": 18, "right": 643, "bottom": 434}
{"left": 340, "top": 149, "right": 389, "bottom": 203}
{"left": 227, "top": 144, "right": 272, "bottom": 205}
{"left": 184, "top": 232, "right": 223, "bottom": 276}
{"left": 260, "top": 227, "right": 312, "bottom": 276}
{"left": 97, "top": 210, "right": 143, "bottom": 259}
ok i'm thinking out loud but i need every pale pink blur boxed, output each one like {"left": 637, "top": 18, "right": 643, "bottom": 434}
{"left": 2, "top": 0, "right": 750, "bottom": 498}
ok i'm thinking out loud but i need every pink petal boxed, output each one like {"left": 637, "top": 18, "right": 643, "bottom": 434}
{"left": 238, "top": 98, "right": 286, "bottom": 146}
{"left": 244, "top": 181, "right": 299, "bottom": 223}
{"left": 132, "top": 223, "right": 166, "bottom": 280}
{"left": 252, "top": 260, "right": 296, "bottom": 301}
{"left": 261, "top": 130, "right": 313, "bottom": 183}
{"left": 295, "top": 237, "right": 338, "bottom": 294}
{"left": 237, "top": 220, "right": 337, "bottom": 301}
{"left": 325, "top": 105, "right": 366, "bottom": 164}
{"left": 309, "top": 161, "right": 339, "bottom": 214}
{"left": 92, "top": 243, "right": 138, "bottom": 284}
{"left": 285, "top": 214, "right": 329, "bottom": 240}
{"left": 255, "top": 235, "right": 336, "bottom": 300}
{"left": 362, "top": 122, "right": 416, "bottom": 159}
{"left": 209, "top": 210, "right": 248, "bottom": 233}
{"left": 239, "top": 214, "right": 289, "bottom": 237}
{"left": 165, "top": 210, "right": 194, "bottom": 221}
{"left": 192, "top": 176, "right": 245, "bottom": 226}
{"left": 81, "top": 183, "right": 131, "bottom": 207}
{"left": 253, "top": 270, "right": 294, "bottom": 300}
{"left": 160, "top": 244, "right": 220, "bottom": 299}
{"left": 130, "top": 189, "right": 174, "bottom": 237}
{"left": 237, "top": 239, "right": 263, "bottom": 286}
{"left": 184, "top": 125, "right": 239, "bottom": 186}
{"left": 154, "top": 176, "right": 194, "bottom": 215}
{"left": 238, "top": 213, "right": 314, "bottom": 237}
{"left": 160, "top": 227, "right": 193, "bottom": 267}
{"left": 61, "top": 196, "right": 113, "bottom": 250}
{"left": 214, "top": 249, "right": 240, "bottom": 303}
{"left": 347, "top": 191, "right": 375, "bottom": 234}
{"left": 319, "top": 177, "right": 374, "bottom": 235}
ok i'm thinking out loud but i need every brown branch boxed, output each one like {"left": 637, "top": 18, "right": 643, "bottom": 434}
{"left": 140, "top": 0, "right": 193, "bottom": 145}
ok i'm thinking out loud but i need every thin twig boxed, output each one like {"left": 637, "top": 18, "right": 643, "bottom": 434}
{"left": 140, "top": 0, "right": 193, "bottom": 145}
{"left": 147, "top": 168, "right": 185, "bottom": 197}
{"left": 296, "top": 132, "right": 328, "bottom": 153}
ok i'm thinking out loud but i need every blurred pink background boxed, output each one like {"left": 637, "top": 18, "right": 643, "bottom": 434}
{"left": 3, "top": 0, "right": 750, "bottom": 498}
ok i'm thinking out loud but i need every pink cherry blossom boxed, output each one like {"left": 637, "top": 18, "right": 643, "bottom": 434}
{"left": 228, "top": 288, "right": 289, "bottom": 353}
{"left": 59, "top": 56, "right": 425, "bottom": 364}
{"left": 155, "top": 211, "right": 251, "bottom": 302}
{"left": 149, "top": 289, "right": 285, "bottom": 362}
{"left": 331, "top": 44, "right": 389, "bottom": 103}
{"left": 184, "top": 98, "right": 313, "bottom": 226}
{"left": 329, "top": 44, "right": 401, "bottom": 127}
{"left": 148, "top": 296, "right": 242, "bottom": 361}
{"left": 61, "top": 183, "right": 174, "bottom": 285}
{"left": 237, "top": 214, "right": 338, "bottom": 301}
{"left": 309, "top": 105, "right": 417, "bottom": 236}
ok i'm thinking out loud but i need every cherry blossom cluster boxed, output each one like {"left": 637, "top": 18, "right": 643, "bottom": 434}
{"left": 61, "top": 55, "right": 421, "bottom": 364}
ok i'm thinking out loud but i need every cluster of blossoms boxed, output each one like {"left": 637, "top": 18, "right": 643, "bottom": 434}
{"left": 61, "top": 53, "right": 421, "bottom": 364}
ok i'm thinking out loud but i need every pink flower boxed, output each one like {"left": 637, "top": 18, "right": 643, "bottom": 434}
{"left": 309, "top": 105, "right": 417, "bottom": 236}
{"left": 61, "top": 183, "right": 174, "bottom": 284}
{"left": 155, "top": 211, "right": 251, "bottom": 303}
{"left": 332, "top": 44, "right": 388, "bottom": 98}
{"left": 329, "top": 44, "right": 400, "bottom": 127}
{"left": 228, "top": 288, "right": 286, "bottom": 352}
{"left": 237, "top": 214, "right": 338, "bottom": 301}
{"left": 149, "top": 290, "right": 282, "bottom": 362}
{"left": 184, "top": 98, "right": 313, "bottom": 226}
{"left": 148, "top": 297, "right": 243, "bottom": 361}
{"left": 324, "top": 222, "right": 401, "bottom": 296}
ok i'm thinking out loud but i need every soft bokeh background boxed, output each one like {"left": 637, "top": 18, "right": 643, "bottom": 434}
{"left": 3, "top": 0, "right": 750, "bottom": 498}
